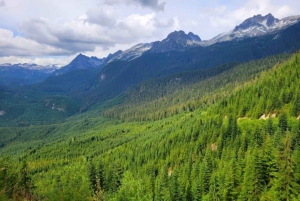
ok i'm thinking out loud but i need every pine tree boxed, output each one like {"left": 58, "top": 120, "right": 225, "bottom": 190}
{"left": 291, "top": 92, "right": 300, "bottom": 117}
{"left": 278, "top": 113, "right": 288, "bottom": 134}
{"left": 16, "top": 160, "right": 36, "bottom": 200}
{"left": 223, "top": 160, "right": 239, "bottom": 201}
{"left": 266, "top": 118, "right": 274, "bottom": 136}
{"left": 111, "top": 162, "right": 123, "bottom": 192}
{"left": 272, "top": 132, "right": 300, "bottom": 200}
{"left": 208, "top": 173, "right": 220, "bottom": 201}
{"left": 92, "top": 179, "right": 104, "bottom": 201}
{"left": 98, "top": 162, "right": 105, "bottom": 190}
{"left": 238, "top": 148, "right": 265, "bottom": 201}
{"left": 89, "top": 162, "right": 97, "bottom": 194}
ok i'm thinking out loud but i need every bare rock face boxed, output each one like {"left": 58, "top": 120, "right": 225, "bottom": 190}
{"left": 149, "top": 30, "right": 201, "bottom": 53}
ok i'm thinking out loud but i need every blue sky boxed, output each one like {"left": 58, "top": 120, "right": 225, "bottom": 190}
{"left": 0, "top": 0, "right": 299, "bottom": 66}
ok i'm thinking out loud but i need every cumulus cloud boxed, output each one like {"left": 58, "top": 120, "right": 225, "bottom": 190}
{"left": 85, "top": 7, "right": 118, "bottom": 27}
{"left": 18, "top": 11, "right": 176, "bottom": 56}
{"left": 203, "top": 0, "right": 295, "bottom": 29}
{"left": 104, "top": 0, "right": 166, "bottom": 11}
{"left": 0, "top": 0, "right": 5, "bottom": 7}
{"left": 0, "top": 28, "right": 68, "bottom": 57}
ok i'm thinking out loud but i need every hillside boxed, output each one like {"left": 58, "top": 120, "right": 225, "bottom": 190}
{"left": 1, "top": 12, "right": 300, "bottom": 201}
{"left": 1, "top": 51, "right": 300, "bottom": 200}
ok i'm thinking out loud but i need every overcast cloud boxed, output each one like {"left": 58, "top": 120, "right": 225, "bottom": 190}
{"left": 0, "top": 0, "right": 5, "bottom": 7}
{"left": 0, "top": 0, "right": 299, "bottom": 66}
{"left": 104, "top": 0, "right": 166, "bottom": 11}
{"left": 18, "top": 11, "right": 176, "bottom": 56}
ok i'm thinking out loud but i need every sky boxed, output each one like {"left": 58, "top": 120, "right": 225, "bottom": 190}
{"left": 0, "top": 0, "right": 299, "bottom": 66}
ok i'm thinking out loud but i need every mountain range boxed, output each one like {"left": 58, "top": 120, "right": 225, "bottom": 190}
{"left": 0, "top": 63, "right": 58, "bottom": 86}
{"left": 2, "top": 13, "right": 299, "bottom": 83}
{"left": 1, "top": 13, "right": 300, "bottom": 125}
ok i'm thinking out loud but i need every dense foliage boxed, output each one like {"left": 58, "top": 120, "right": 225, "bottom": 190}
{"left": 0, "top": 52, "right": 300, "bottom": 200}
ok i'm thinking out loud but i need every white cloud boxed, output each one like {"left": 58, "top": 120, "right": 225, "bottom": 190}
{"left": 0, "top": 28, "right": 68, "bottom": 57}
{"left": 182, "top": 19, "right": 197, "bottom": 28}
{"left": 205, "top": 0, "right": 295, "bottom": 29}
{"left": 18, "top": 11, "right": 176, "bottom": 56}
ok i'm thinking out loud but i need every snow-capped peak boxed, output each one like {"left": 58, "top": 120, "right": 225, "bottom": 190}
{"left": 106, "top": 43, "right": 153, "bottom": 63}
{"left": 203, "top": 14, "right": 300, "bottom": 46}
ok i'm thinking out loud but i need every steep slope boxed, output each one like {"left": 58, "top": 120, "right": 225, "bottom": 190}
{"left": 78, "top": 20, "right": 300, "bottom": 107}
{"left": 1, "top": 52, "right": 300, "bottom": 201}
{"left": 102, "top": 54, "right": 290, "bottom": 121}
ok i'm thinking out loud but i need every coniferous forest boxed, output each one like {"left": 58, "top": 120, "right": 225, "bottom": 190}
{"left": 0, "top": 51, "right": 300, "bottom": 200}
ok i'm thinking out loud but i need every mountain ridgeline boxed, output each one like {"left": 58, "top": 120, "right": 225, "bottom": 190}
{"left": 1, "top": 14, "right": 300, "bottom": 125}
{"left": 0, "top": 14, "right": 300, "bottom": 200}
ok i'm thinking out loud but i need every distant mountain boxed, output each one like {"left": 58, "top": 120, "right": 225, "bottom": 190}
{"left": 54, "top": 14, "right": 299, "bottom": 70}
{"left": 205, "top": 13, "right": 300, "bottom": 45}
{"left": 79, "top": 18, "right": 300, "bottom": 105}
{"left": 1, "top": 13, "right": 300, "bottom": 125}
{"left": 0, "top": 63, "right": 58, "bottom": 86}
{"left": 149, "top": 31, "right": 201, "bottom": 53}
{"left": 104, "top": 31, "right": 201, "bottom": 63}
{"left": 54, "top": 54, "right": 104, "bottom": 75}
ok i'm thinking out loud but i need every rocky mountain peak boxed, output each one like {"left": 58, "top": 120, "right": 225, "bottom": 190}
{"left": 205, "top": 13, "right": 300, "bottom": 46}
{"left": 166, "top": 30, "right": 201, "bottom": 42}
{"left": 233, "top": 13, "right": 279, "bottom": 32}
{"left": 149, "top": 30, "right": 201, "bottom": 53}
{"left": 55, "top": 54, "right": 104, "bottom": 75}
{"left": 188, "top": 32, "right": 201, "bottom": 42}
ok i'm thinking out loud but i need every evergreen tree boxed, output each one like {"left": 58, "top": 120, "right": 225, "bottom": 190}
{"left": 223, "top": 160, "right": 239, "bottom": 201}
{"left": 98, "top": 162, "right": 105, "bottom": 190}
{"left": 89, "top": 162, "right": 97, "bottom": 194}
{"left": 239, "top": 148, "right": 265, "bottom": 201}
{"left": 291, "top": 92, "right": 300, "bottom": 117}
{"left": 278, "top": 113, "right": 288, "bottom": 134}
{"left": 272, "top": 132, "right": 300, "bottom": 200}
{"left": 266, "top": 118, "right": 274, "bottom": 136}
{"left": 16, "top": 160, "right": 36, "bottom": 200}
{"left": 208, "top": 173, "right": 220, "bottom": 201}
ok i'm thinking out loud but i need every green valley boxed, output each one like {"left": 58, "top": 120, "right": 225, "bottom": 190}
{"left": 1, "top": 52, "right": 300, "bottom": 200}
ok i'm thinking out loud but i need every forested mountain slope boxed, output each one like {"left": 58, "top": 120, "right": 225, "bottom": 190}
{"left": 0, "top": 21, "right": 300, "bottom": 127}
{"left": 0, "top": 52, "right": 300, "bottom": 200}
{"left": 77, "top": 20, "right": 300, "bottom": 107}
